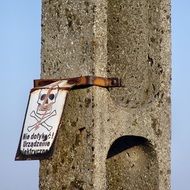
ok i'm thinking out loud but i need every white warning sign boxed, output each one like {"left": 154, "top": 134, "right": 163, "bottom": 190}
{"left": 17, "top": 80, "right": 73, "bottom": 158}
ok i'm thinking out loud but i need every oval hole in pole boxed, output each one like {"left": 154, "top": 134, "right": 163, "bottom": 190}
{"left": 106, "top": 135, "right": 159, "bottom": 190}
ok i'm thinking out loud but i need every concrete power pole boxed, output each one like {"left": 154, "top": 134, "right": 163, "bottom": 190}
{"left": 40, "top": 0, "right": 171, "bottom": 190}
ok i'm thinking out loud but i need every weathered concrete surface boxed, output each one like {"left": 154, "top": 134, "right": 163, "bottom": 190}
{"left": 40, "top": 0, "right": 171, "bottom": 189}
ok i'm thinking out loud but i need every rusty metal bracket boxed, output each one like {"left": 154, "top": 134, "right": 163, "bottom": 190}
{"left": 33, "top": 76, "right": 122, "bottom": 89}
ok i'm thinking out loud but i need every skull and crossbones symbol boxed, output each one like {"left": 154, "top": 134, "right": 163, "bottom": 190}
{"left": 27, "top": 88, "right": 58, "bottom": 132}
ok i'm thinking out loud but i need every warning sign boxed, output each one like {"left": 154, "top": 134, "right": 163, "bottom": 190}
{"left": 15, "top": 80, "right": 73, "bottom": 160}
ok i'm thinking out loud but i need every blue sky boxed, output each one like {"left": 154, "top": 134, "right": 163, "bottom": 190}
{"left": 0, "top": 0, "right": 189, "bottom": 189}
{"left": 0, "top": 1, "right": 40, "bottom": 190}
{"left": 172, "top": 0, "right": 190, "bottom": 190}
